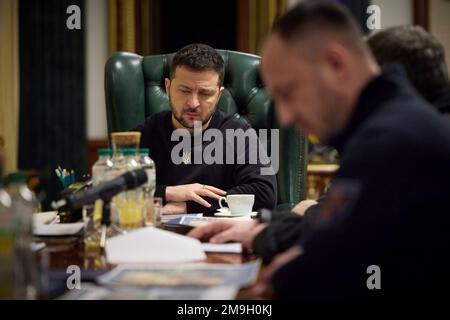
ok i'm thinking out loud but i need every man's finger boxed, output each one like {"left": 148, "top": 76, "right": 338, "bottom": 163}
{"left": 191, "top": 194, "right": 211, "bottom": 207}
{"left": 210, "top": 229, "right": 236, "bottom": 243}
{"left": 203, "top": 185, "right": 226, "bottom": 195}
{"left": 199, "top": 189, "right": 223, "bottom": 200}
{"left": 187, "top": 221, "right": 233, "bottom": 240}
{"left": 187, "top": 224, "right": 213, "bottom": 239}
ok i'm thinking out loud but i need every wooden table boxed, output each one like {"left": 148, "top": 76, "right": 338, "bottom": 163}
{"left": 34, "top": 234, "right": 261, "bottom": 299}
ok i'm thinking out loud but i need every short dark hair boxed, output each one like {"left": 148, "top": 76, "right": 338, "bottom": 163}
{"left": 367, "top": 25, "right": 450, "bottom": 101}
{"left": 171, "top": 43, "right": 224, "bottom": 85}
{"left": 272, "top": 0, "right": 364, "bottom": 51}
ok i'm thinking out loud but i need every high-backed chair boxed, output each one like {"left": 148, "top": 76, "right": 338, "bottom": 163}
{"left": 105, "top": 50, "right": 308, "bottom": 209}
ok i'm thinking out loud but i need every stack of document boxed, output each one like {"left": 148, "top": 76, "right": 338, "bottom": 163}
{"left": 60, "top": 260, "right": 261, "bottom": 300}
{"left": 59, "top": 283, "right": 239, "bottom": 300}
{"left": 97, "top": 261, "right": 261, "bottom": 288}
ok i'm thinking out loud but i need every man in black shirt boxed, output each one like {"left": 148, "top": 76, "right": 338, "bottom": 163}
{"left": 133, "top": 44, "right": 277, "bottom": 214}
{"left": 189, "top": 1, "right": 450, "bottom": 299}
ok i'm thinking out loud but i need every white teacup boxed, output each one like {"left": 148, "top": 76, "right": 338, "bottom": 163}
{"left": 218, "top": 194, "right": 255, "bottom": 216}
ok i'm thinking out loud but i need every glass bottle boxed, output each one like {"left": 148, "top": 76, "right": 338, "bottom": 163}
{"left": 0, "top": 184, "right": 14, "bottom": 299}
{"left": 115, "top": 149, "right": 143, "bottom": 230}
{"left": 91, "top": 149, "right": 113, "bottom": 186}
{"left": 4, "top": 173, "right": 38, "bottom": 300}
{"left": 91, "top": 149, "right": 114, "bottom": 225}
{"left": 138, "top": 148, "right": 156, "bottom": 197}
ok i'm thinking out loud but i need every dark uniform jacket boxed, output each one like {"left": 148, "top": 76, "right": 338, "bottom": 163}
{"left": 257, "top": 65, "right": 450, "bottom": 299}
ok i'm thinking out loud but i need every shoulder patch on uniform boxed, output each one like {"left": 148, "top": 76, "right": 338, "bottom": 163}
{"left": 315, "top": 179, "right": 362, "bottom": 224}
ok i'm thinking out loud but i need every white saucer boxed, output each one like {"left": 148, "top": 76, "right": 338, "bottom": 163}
{"left": 214, "top": 209, "right": 257, "bottom": 217}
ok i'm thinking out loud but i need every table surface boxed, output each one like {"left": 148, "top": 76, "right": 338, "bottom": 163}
{"left": 35, "top": 234, "right": 261, "bottom": 299}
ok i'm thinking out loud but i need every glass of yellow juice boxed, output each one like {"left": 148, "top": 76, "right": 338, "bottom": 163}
{"left": 115, "top": 198, "right": 144, "bottom": 230}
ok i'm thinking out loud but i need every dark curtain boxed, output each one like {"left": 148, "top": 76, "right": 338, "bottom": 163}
{"left": 160, "top": 0, "right": 237, "bottom": 53}
{"left": 19, "top": 0, "right": 86, "bottom": 210}
{"left": 339, "top": 0, "right": 371, "bottom": 34}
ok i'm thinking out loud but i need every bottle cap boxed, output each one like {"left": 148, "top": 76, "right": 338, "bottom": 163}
{"left": 3, "top": 172, "right": 27, "bottom": 186}
{"left": 97, "top": 149, "right": 112, "bottom": 156}
{"left": 123, "top": 149, "right": 138, "bottom": 156}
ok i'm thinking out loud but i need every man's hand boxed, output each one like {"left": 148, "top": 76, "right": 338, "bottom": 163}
{"left": 187, "top": 220, "right": 267, "bottom": 250}
{"left": 291, "top": 199, "right": 317, "bottom": 216}
{"left": 251, "top": 246, "right": 303, "bottom": 298}
{"left": 162, "top": 202, "right": 186, "bottom": 214}
{"left": 166, "top": 184, "right": 226, "bottom": 208}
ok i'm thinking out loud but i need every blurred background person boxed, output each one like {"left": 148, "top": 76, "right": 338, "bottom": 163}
{"left": 367, "top": 25, "right": 450, "bottom": 116}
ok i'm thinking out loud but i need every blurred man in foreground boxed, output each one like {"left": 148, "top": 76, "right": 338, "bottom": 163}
{"left": 189, "top": 1, "right": 450, "bottom": 299}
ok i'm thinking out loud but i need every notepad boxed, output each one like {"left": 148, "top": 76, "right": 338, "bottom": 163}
{"left": 105, "top": 227, "right": 207, "bottom": 264}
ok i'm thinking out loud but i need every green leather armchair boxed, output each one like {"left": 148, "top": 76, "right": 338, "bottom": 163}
{"left": 105, "top": 50, "right": 308, "bottom": 209}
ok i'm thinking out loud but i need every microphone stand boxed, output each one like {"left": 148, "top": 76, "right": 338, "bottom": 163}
{"left": 100, "top": 196, "right": 113, "bottom": 249}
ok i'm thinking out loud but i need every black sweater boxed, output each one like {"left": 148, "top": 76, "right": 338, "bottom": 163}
{"left": 264, "top": 65, "right": 450, "bottom": 299}
{"left": 132, "top": 110, "right": 277, "bottom": 214}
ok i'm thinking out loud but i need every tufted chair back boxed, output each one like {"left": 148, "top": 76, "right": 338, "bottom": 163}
{"left": 105, "top": 50, "right": 308, "bottom": 208}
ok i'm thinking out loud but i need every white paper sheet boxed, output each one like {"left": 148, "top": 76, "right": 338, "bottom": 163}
{"left": 105, "top": 227, "right": 207, "bottom": 264}
{"left": 33, "top": 222, "right": 84, "bottom": 236}
{"left": 201, "top": 242, "right": 242, "bottom": 254}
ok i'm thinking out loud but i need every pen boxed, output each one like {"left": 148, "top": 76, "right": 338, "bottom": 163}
{"left": 55, "top": 168, "right": 64, "bottom": 186}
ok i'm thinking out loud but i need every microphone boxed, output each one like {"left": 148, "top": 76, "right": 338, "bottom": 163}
{"left": 55, "top": 169, "right": 148, "bottom": 211}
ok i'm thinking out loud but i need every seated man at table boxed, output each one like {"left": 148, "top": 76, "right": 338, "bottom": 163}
{"left": 189, "top": 1, "right": 450, "bottom": 299}
{"left": 132, "top": 43, "right": 277, "bottom": 215}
